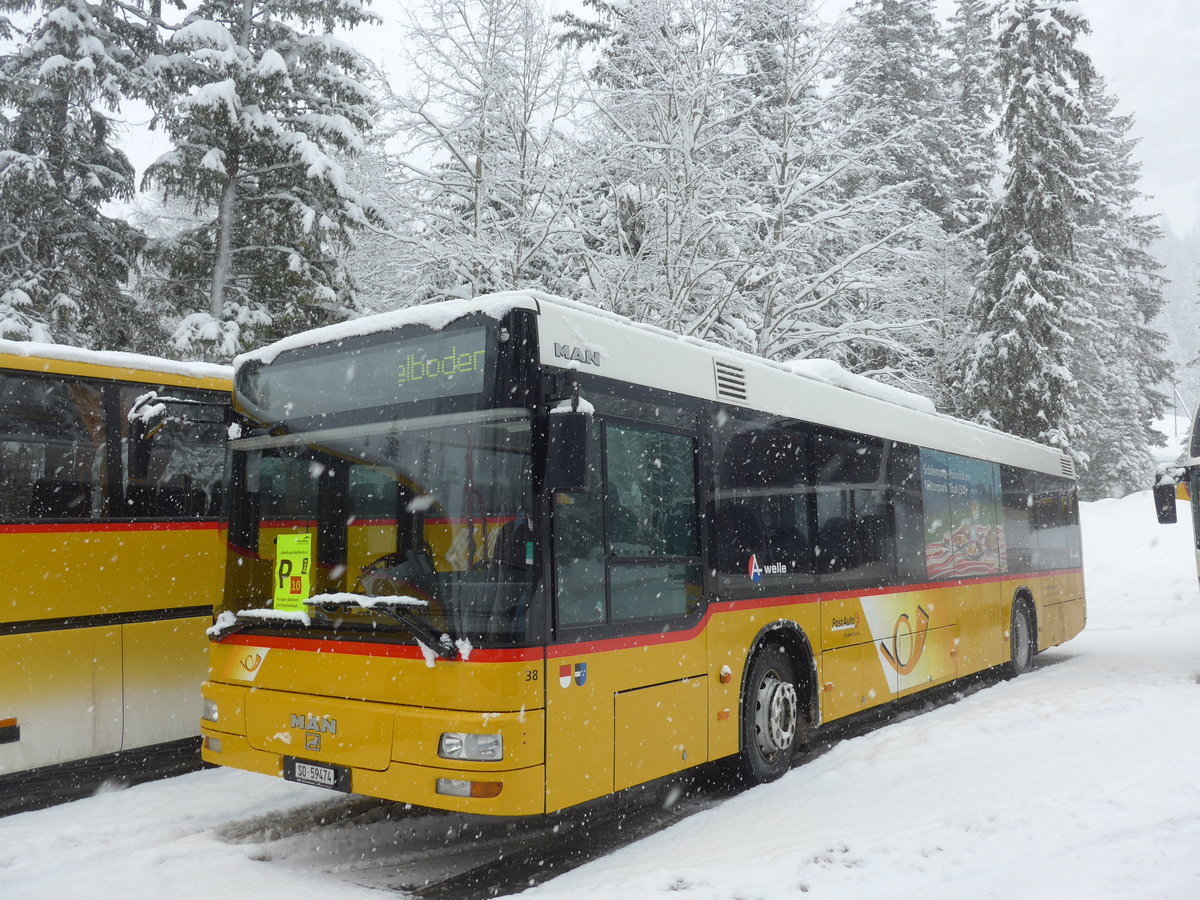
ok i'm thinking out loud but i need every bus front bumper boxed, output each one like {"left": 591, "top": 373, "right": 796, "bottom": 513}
{"left": 199, "top": 681, "right": 546, "bottom": 816}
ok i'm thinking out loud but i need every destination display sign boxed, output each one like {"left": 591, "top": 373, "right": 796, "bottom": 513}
{"left": 240, "top": 327, "right": 491, "bottom": 420}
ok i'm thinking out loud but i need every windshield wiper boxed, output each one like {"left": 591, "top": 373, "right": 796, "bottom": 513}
{"left": 304, "top": 593, "right": 458, "bottom": 660}
{"left": 207, "top": 605, "right": 333, "bottom": 640}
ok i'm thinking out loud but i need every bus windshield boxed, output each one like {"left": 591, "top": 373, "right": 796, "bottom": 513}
{"left": 227, "top": 409, "right": 538, "bottom": 648}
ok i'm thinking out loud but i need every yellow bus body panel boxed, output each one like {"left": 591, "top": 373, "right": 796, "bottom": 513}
{"left": 1, "top": 348, "right": 229, "bottom": 776}
{"left": 544, "top": 635, "right": 709, "bottom": 812}
{"left": 1, "top": 525, "right": 223, "bottom": 622}
{"left": 0, "top": 628, "right": 122, "bottom": 773}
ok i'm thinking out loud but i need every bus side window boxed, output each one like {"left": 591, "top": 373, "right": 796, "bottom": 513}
{"left": 890, "top": 442, "right": 926, "bottom": 581}
{"left": 0, "top": 374, "right": 103, "bottom": 521}
{"left": 605, "top": 423, "right": 700, "bottom": 621}
{"left": 1001, "top": 465, "right": 1035, "bottom": 574}
{"left": 1030, "top": 474, "right": 1078, "bottom": 570}
{"left": 812, "top": 427, "right": 890, "bottom": 584}
{"left": 712, "top": 412, "right": 816, "bottom": 594}
{"left": 118, "top": 386, "right": 225, "bottom": 519}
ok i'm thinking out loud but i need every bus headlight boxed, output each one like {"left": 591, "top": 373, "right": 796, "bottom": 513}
{"left": 438, "top": 732, "right": 503, "bottom": 761}
{"left": 201, "top": 698, "right": 219, "bottom": 723}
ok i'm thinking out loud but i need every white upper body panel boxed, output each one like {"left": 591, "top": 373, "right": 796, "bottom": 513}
{"left": 237, "top": 290, "right": 1072, "bottom": 479}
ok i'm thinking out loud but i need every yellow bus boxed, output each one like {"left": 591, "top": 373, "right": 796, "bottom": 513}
{"left": 200, "top": 292, "right": 1085, "bottom": 815}
{"left": 0, "top": 340, "right": 229, "bottom": 800}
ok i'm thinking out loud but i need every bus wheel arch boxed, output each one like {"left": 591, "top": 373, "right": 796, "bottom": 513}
{"left": 1009, "top": 590, "right": 1037, "bottom": 676}
{"left": 734, "top": 624, "right": 816, "bottom": 785}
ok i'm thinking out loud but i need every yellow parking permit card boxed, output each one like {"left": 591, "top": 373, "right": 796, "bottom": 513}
{"left": 274, "top": 533, "right": 313, "bottom": 612}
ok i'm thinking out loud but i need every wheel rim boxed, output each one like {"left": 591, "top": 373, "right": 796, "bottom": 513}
{"left": 1013, "top": 609, "right": 1031, "bottom": 669}
{"left": 753, "top": 670, "right": 798, "bottom": 759}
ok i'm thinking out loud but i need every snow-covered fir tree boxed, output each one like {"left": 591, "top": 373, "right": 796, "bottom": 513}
{"left": 0, "top": 0, "right": 149, "bottom": 347}
{"left": 942, "top": 0, "right": 998, "bottom": 239}
{"left": 1071, "top": 82, "right": 1170, "bottom": 497}
{"left": 964, "top": 0, "right": 1094, "bottom": 453}
{"left": 824, "top": 0, "right": 973, "bottom": 402}
{"left": 836, "top": 0, "right": 955, "bottom": 227}
{"left": 363, "top": 0, "right": 579, "bottom": 307}
{"left": 142, "top": 0, "right": 381, "bottom": 359}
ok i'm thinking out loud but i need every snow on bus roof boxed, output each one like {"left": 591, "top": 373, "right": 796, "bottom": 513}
{"left": 0, "top": 337, "right": 232, "bottom": 380}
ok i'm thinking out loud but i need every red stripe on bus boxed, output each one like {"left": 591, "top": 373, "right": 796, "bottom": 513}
{"left": 0, "top": 521, "right": 221, "bottom": 535}
{"left": 215, "top": 632, "right": 543, "bottom": 663}
{"left": 424, "top": 516, "right": 516, "bottom": 525}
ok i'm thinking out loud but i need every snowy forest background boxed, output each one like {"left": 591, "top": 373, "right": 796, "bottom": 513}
{"left": 2, "top": 0, "right": 1199, "bottom": 501}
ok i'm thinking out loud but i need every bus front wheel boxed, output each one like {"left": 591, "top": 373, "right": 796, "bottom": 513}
{"left": 1009, "top": 600, "right": 1035, "bottom": 676}
{"left": 737, "top": 644, "right": 803, "bottom": 785}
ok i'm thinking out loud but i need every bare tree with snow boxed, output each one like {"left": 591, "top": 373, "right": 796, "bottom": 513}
{"left": 359, "top": 0, "right": 581, "bottom": 308}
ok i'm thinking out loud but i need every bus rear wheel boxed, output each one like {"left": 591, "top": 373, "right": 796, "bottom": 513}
{"left": 736, "top": 645, "right": 803, "bottom": 785}
{"left": 1009, "top": 601, "right": 1035, "bottom": 676}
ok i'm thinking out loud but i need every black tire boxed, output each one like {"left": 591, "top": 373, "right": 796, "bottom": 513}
{"left": 735, "top": 644, "right": 804, "bottom": 785}
{"left": 1009, "top": 600, "right": 1035, "bottom": 676}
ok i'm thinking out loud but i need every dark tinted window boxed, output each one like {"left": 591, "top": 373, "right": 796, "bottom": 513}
{"left": 812, "top": 428, "right": 890, "bottom": 583}
{"left": 119, "top": 386, "right": 226, "bottom": 519}
{"left": 890, "top": 443, "right": 926, "bottom": 580}
{"left": 1030, "top": 474, "right": 1080, "bottom": 569}
{"left": 1001, "top": 465, "right": 1036, "bottom": 574}
{"left": 712, "top": 413, "right": 816, "bottom": 594}
{"left": 0, "top": 374, "right": 104, "bottom": 521}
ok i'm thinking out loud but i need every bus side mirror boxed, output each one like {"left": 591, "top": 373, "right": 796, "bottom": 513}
{"left": 1153, "top": 480, "right": 1178, "bottom": 524}
{"left": 546, "top": 411, "right": 591, "bottom": 492}
{"left": 128, "top": 393, "right": 167, "bottom": 481}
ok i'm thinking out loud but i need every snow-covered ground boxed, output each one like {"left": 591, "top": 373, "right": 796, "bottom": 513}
{"left": 3, "top": 492, "right": 1199, "bottom": 899}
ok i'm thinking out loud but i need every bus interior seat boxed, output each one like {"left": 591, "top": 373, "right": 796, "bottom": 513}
{"left": 766, "top": 526, "right": 813, "bottom": 573}
{"left": 857, "top": 514, "right": 888, "bottom": 563}
{"left": 818, "top": 516, "right": 859, "bottom": 572}
{"left": 717, "top": 502, "right": 765, "bottom": 572}
{"left": 125, "top": 480, "right": 208, "bottom": 518}
{"left": 29, "top": 479, "right": 92, "bottom": 518}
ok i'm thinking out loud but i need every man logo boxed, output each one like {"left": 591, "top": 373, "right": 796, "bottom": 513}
{"left": 553, "top": 342, "right": 601, "bottom": 367}
{"left": 291, "top": 713, "right": 337, "bottom": 734}
{"left": 305, "top": 732, "right": 321, "bottom": 752}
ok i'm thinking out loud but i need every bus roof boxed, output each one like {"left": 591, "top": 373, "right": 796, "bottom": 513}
{"left": 0, "top": 338, "right": 232, "bottom": 387}
{"left": 236, "top": 290, "right": 1074, "bottom": 479}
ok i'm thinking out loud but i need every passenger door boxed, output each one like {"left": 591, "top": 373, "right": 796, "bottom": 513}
{"left": 545, "top": 410, "right": 707, "bottom": 811}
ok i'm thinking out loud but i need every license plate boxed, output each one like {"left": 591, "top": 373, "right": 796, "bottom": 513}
{"left": 283, "top": 757, "right": 351, "bottom": 793}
